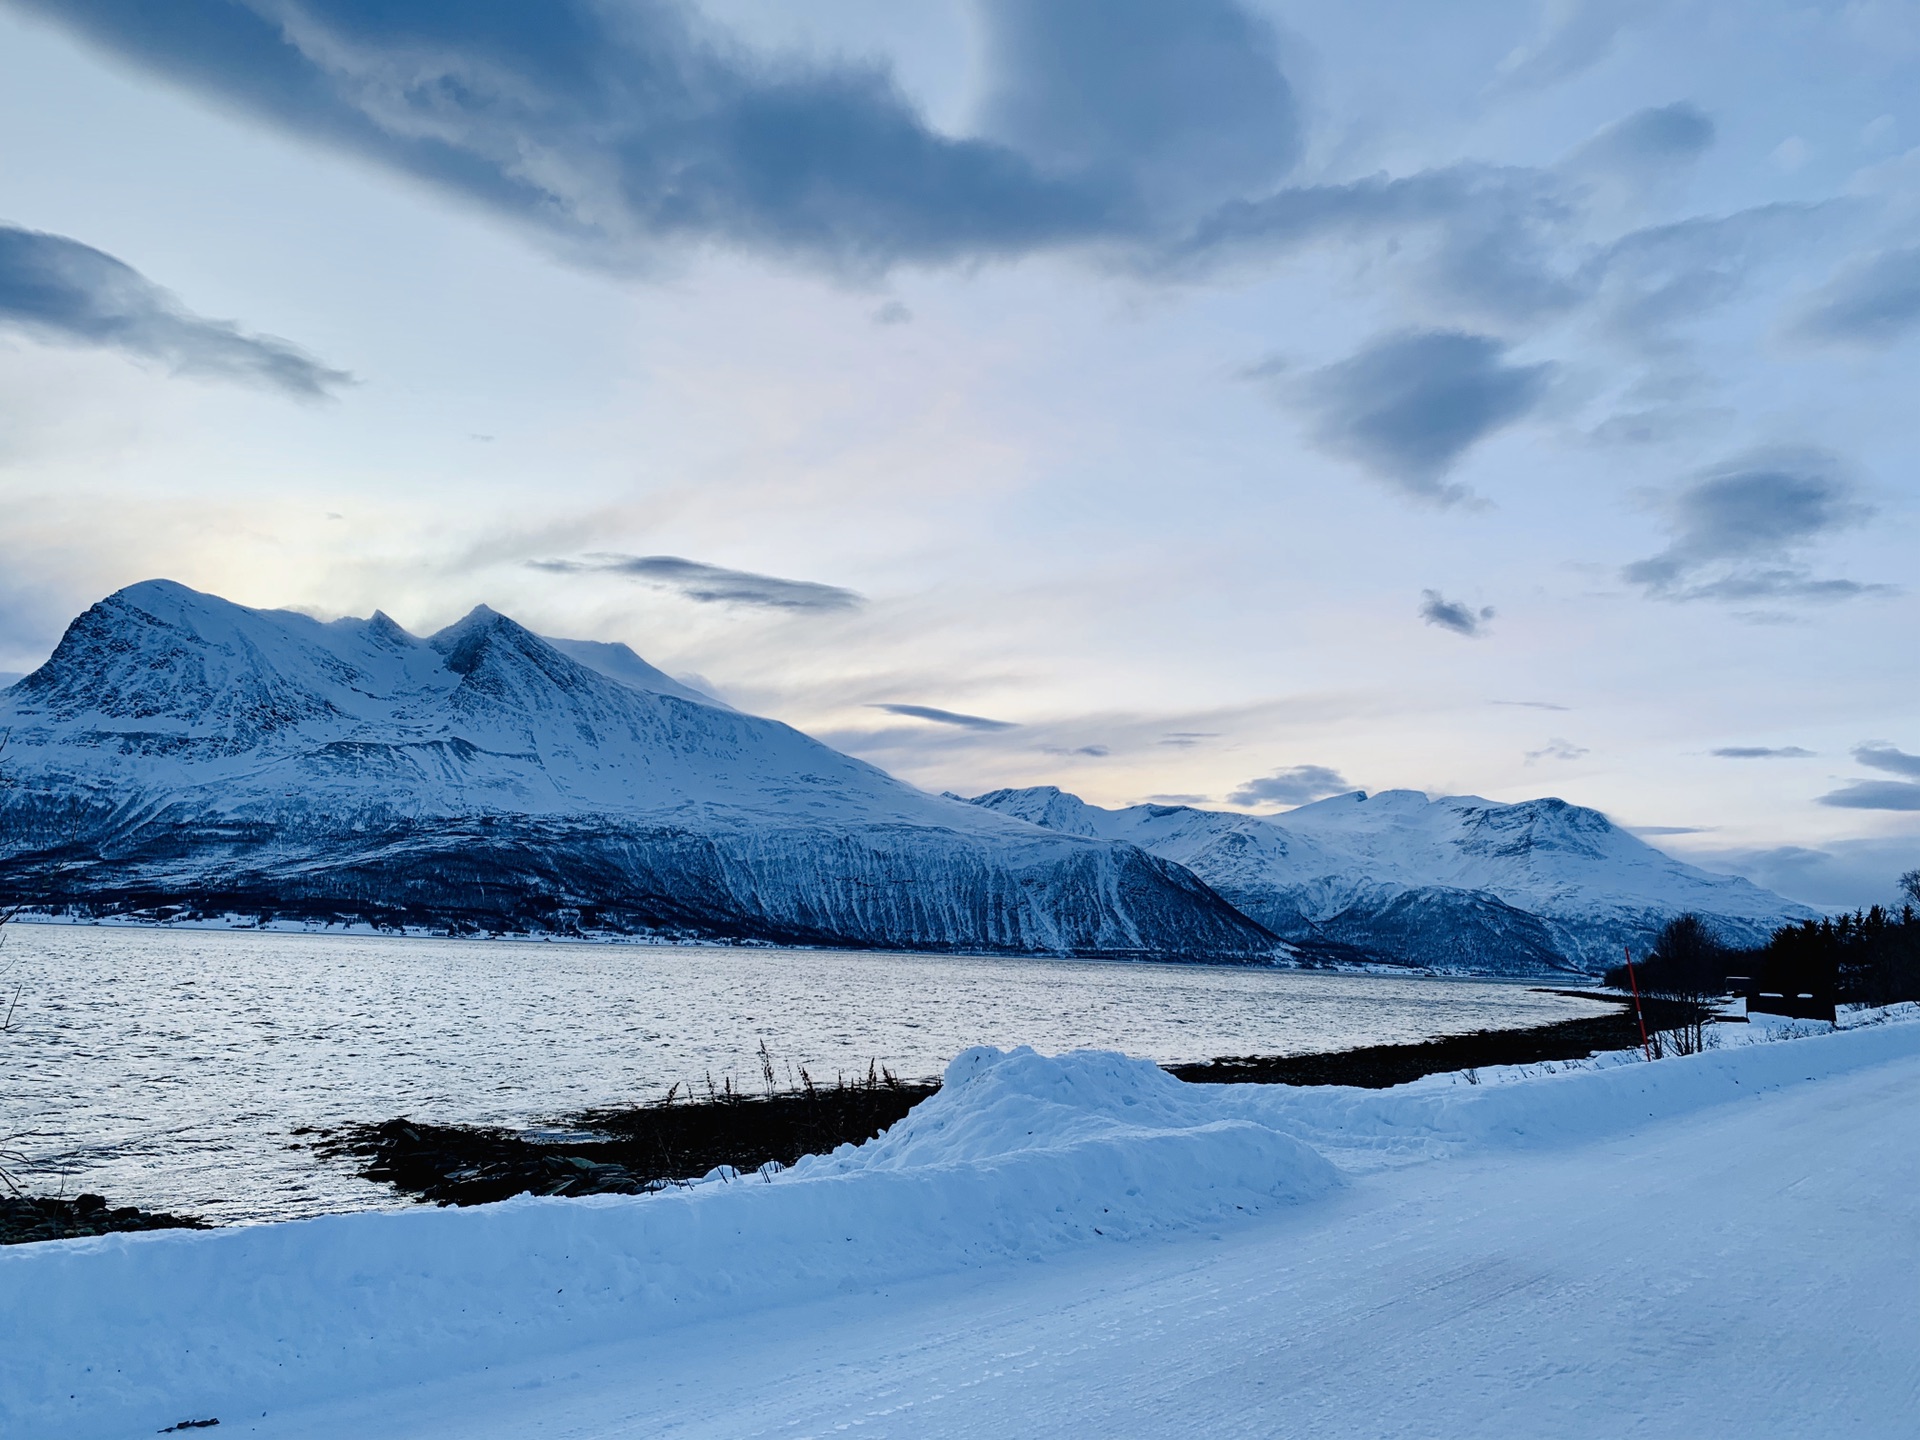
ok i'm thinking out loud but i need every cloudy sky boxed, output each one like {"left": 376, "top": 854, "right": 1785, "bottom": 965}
{"left": 1, "top": 0, "right": 1916, "bottom": 906}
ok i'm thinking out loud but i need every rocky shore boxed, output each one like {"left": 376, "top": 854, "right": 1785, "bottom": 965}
{"left": 0, "top": 1194, "right": 208, "bottom": 1246}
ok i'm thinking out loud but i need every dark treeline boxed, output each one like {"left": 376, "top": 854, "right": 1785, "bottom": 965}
{"left": 1606, "top": 870, "right": 1920, "bottom": 1014}
{"left": 1752, "top": 905, "right": 1920, "bottom": 1008}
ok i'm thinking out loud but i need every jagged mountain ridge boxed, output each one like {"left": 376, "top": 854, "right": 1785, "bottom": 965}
{"left": 967, "top": 785, "right": 1815, "bottom": 975}
{"left": 0, "top": 581, "right": 1276, "bottom": 957}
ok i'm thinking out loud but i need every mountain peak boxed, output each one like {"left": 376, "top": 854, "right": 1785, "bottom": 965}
{"left": 970, "top": 779, "right": 1811, "bottom": 972}
{"left": 429, "top": 604, "right": 542, "bottom": 676}
{"left": 366, "top": 610, "right": 415, "bottom": 647}
{"left": 0, "top": 584, "right": 1281, "bottom": 959}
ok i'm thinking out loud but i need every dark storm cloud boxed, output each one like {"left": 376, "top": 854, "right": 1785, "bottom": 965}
{"left": 1420, "top": 590, "right": 1494, "bottom": 637}
{"left": 1622, "top": 448, "right": 1883, "bottom": 603}
{"left": 869, "top": 703, "right": 1019, "bottom": 731}
{"left": 0, "top": 224, "right": 348, "bottom": 395}
{"left": 1711, "top": 746, "right": 1814, "bottom": 759}
{"left": 1296, "top": 331, "right": 1552, "bottom": 499}
{"left": 532, "top": 554, "right": 863, "bottom": 611}
{"left": 20, "top": 0, "right": 1836, "bottom": 369}
{"left": 16, "top": 0, "right": 1300, "bottom": 274}
{"left": 1792, "top": 247, "right": 1920, "bottom": 348}
{"left": 1228, "top": 764, "right": 1352, "bottom": 807}
{"left": 975, "top": 0, "right": 1298, "bottom": 218}
{"left": 1855, "top": 744, "right": 1920, "bottom": 779}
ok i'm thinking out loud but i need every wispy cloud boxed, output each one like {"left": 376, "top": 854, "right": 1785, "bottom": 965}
{"left": 1854, "top": 743, "right": 1920, "bottom": 779}
{"left": 1622, "top": 447, "right": 1885, "bottom": 604}
{"left": 1566, "top": 102, "right": 1716, "bottom": 183}
{"left": 532, "top": 554, "right": 863, "bottom": 612}
{"left": 1711, "top": 746, "right": 1814, "bottom": 759}
{"left": 0, "top": 224, "right": 348, "bottom": 396}
{"left": 1807, "top": 729, "right": 1920, "bottom": 814}
{"left": 1526, "top": 738, "right": 1590, "bottom": 763}
{"left": 868, "top": 703, "right": 1018, "bottom": 731}
{"left": 1493, "top": 0, "right": 1659, "bottom": 94}
{"left": 1159, "top": 731, "right": 1220, "bottom": 747}
{"left": 1693, "top": 837, "right": 1920, "bottom": 910}
{"left": 1420, "top": 589, "right": 1495, "bottom": 636}
{"left": 1290, "top": 330, "right": 1552, "bottom": 500}
{"left": 1492, "top": 699, "right": 1570, "bottom": 711}
{"left": 1228, "top": 764, "right": 1352, "bottom": 807}
{"left": 1791, "top": 246, "right": 1920, "bottom": 348}
{"left": 1818, "top": 781, "right": 1920, "bottom": 811}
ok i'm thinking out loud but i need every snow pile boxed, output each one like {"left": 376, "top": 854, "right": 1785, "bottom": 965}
{"left": 0, "top": 1047, "right": 1336, "bottom": 1440}
{"left": 797, "top": 1045, "right": 1340, "bottom": 1218}
{"left": 1209, "top": 1009, "right": 1920, "bottom": 1173}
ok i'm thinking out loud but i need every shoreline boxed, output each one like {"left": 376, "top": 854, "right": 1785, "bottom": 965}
{"left": 310, "top": 994, "right": 1686, "bottom": 1211}
{"left": 3, "top": 994, "right": 1682, "bottom": 1239}
{"left": 1167, "top": 991, "right": 1706, "bottom": 1088}
{"left": 3, "top": 910, "right": 1597, "bottom": 982}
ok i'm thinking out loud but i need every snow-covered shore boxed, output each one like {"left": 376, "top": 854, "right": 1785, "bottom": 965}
{"left": 7, "top": 1017, "right": 1919, "bottom": 1439}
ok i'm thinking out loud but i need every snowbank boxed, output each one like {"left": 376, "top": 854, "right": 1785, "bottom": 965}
{"left": 7, "top": 1021, "right": 1920, "bottom": 1440}
{"left": 0, "top": 1047, "right": 1335, "bottom": 1440}
{"left": 1212, "top": 1009, "right": 1920, "bottom": 1171}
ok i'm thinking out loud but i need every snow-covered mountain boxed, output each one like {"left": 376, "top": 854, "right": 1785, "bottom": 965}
{"left": 968, "top": 786, "right": 1814, "bottom": 975}
{"left": 0, "top": 582, "right": 1275, "bottom": 958}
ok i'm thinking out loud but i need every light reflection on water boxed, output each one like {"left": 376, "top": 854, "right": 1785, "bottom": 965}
{"left": 3, "top": 923, "right": 1610, "bottom": 1224}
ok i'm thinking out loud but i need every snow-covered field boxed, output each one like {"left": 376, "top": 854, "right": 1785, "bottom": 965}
{"left": 7, "top": 1015, "right": 1918, "bottom": 1439}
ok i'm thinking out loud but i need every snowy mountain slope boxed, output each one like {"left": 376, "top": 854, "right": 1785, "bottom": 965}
{"left": 541, "top": 636, "right": 730, "bottom": 709}
{"left": 968, "top": 786, "right": 1814, "bottom": 974}
{"left": 0, "top": 582, "right": 1275, "bottom": 957}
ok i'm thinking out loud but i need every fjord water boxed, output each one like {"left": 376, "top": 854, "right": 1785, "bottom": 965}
{"left": 4, "top": 924, "right": 1612, "bottom": 1225}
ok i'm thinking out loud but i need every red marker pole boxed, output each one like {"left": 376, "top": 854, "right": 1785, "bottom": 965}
{"left": 1624, "top": 945, "right": 1652, "bottom": 1062}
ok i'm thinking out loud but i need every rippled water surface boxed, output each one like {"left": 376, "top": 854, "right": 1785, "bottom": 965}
{"left": 3, "top": 923, "right": 1610, "bottom": 1223}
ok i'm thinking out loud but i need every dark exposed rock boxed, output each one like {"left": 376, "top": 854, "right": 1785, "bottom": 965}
{"left": 0, "top": 1193, "right": 209, "bottom": 1246}
{"left": 321, "top": 1068, "right": 938, "bottom": 1207}
{"left": 1167, "top": 992, "right": 1709, "bottom": 1088}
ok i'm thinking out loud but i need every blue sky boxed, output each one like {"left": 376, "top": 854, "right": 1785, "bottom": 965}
{"left": 0, "top": 0, "right": 1915, "bottom": 906}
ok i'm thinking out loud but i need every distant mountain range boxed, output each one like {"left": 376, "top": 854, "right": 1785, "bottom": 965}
{"left": 0, "top": 582, "right": 1814, "bottom": 973}
{"left": 966, "top": 786, "right": 1814, "bottom": 974}
{"left": 0, "top": 582, "right": 1270, "bottom": 958}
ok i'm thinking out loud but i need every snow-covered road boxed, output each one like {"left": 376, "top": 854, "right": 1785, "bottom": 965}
{"left": 10, "top": 1021, "right": 1919, "bottom": 1438}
